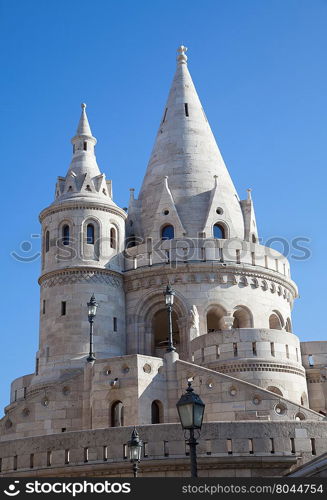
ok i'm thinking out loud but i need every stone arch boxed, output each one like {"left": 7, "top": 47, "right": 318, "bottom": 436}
{"left": 267, "top": 386, "right": 283, "bottom": 396}
{"left": 232, "top": 305, "right": 253, "bottom": 328}
{"left": 111, "top": 400, "right": 124, "bottom": 427}
{"left": 212, "top": 220, "right": 229, "bottom": 239}
{"left": 133, "top": 288, "right": 189, "bottom": 359}
{"left": 269, "top": 310, "right": 284, "bottom": 330}
{"left": 151, "top": 400, "right": 164, "bottom": 424}
{"left": 206, "top": 304, "right": 227, "bottom": 332}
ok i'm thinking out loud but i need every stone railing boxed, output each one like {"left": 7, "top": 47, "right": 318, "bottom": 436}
{"left": 0, "top": 421, "right": 325, "bottom": 476}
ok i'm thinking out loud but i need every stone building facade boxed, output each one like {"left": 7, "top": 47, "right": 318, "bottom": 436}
{"left": 0, "top": 46, "right": 326, "bottom": 477}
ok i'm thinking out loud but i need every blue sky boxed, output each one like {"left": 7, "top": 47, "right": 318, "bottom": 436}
{"left": 0, "top": 0, "right": 326, "bottom": 411}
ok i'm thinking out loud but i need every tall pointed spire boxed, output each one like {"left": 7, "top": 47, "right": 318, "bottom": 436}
{"left": 137, "top": 46, "right": 245, "bottom": 239}
{"left": 76, "top": 103, "right": 92, "bottom": 136}
{"left": 54, "top": 104, "right": 115, "bottom": 204}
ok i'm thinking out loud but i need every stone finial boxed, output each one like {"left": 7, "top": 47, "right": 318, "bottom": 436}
{"left": 247, "top": 188, "right": 252, "bottom": 201}
{"left": 81, "top": 103, "right": 87, "bottom": 109}
{"left": 177, "top": 45, "right": 188, "bottom": 65}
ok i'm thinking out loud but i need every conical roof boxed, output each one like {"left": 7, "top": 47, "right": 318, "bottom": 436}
{"left": 138, "top": 46, "right": 244, "bottom": 238}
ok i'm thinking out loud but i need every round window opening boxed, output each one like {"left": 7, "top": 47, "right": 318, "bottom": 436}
{"left": 104, "top": 369, "right": 111, "bottom": 376}
{"left": 163, "top": 209, "right": 169, "bottom": 216}
{"left": 253, "top": 396, "right": 261, "bottom": 405}
{"left": 216, "top": 207, "right": 224, "bottom": 215}
{"left": 274, "top": 403, "right": 287, "bottom": 415}
{"left": 230, "top": 387, "right": 237, "bottom": 396}
{"left": 143, "top": 363, "right": 152, "bottom": 374}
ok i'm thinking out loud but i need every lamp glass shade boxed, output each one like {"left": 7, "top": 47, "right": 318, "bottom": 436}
{"left": 193, "top": 402, "right": 205, "bottom": 429}
{"left": 177, "top": 403, "right": 193, "bottom": 429}
{"left": 165, "top": 293, "right": 174, "bottom": 306}
{"left": 88, "top": 304, "right": 97, "bottom": 316}
{"left": 128, "top": 441, "right": 142, "bottom": 461}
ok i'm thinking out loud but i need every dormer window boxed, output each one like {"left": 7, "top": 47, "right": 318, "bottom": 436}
{"left": 62, "top": 225, "right": 70, "bottom": 246}
{"left": 213, "top": 223, "right": 225, "bottom": 239}
{"left": 83, "top": 141, "right": 87, "bottom": 151}
{"left": 161, "top": 225, "right": 174, "bottom": 240}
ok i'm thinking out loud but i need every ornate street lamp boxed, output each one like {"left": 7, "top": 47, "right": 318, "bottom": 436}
{"left": 86, "top": 294, "right": 98, "bottom": 362}
{"left": 176, "top": 381, "right": 205, "bottom": 477}
{"left": 164, "top": 284, "right": 176, "bottom": 352}
{"left": 127, "top": 426, "right": 143, "bottom": 477}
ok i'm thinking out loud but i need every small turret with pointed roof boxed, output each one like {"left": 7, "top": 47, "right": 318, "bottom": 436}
{"left": 136, "top": 46, "right": 245, "bottom": 240}
{"left": 53, "top": 103, "right": 116, "bottom": 205}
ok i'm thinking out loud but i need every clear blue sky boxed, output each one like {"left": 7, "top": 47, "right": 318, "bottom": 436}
{"left": 0, "top": 0, "right": 326, "bottom": 412}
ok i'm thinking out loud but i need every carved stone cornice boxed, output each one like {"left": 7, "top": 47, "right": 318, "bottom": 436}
{"left": 39, "top": 200, "right": 127, "bottom": 223}
{"left": 39, "top": 267, "right": 123, "bottom": 288}
{"left": 123, "top": 262, "right": 297, "bottom": 301}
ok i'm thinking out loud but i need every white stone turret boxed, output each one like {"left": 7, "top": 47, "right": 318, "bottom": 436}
{"left": 135, "top": 45, "right": 245, "bottom": 240}
{"left": 35, "top": 105, "right": 127, "bottom": 382}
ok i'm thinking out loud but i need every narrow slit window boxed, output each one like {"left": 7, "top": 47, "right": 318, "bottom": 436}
{"left": 162, "top": 107, "right": 168, "bottom": 123}
{"left": 216, "top": 345, "right": 220, "bottom": 359}
{"left": 236, "top": 249, "right": 241, "bottom": 264}
{"left": 61, "top": 301, "right": 66, "bottom": 316}
{"left": 13, "top": 455, "right": 17, "bottom": 471}
{"left": 47, "top": 450, "right": 52, "bottom": 467}
{"left": 248, "top": 439, "right": 254, "bottom": 454}
{"left": 65, "top": 449, "right": 70, "bottom": 464}
{"left": 185, "top": 440, "right": 190, "bottom": 456}
{"left": 311, "top": 438, "right": 316, "bottom": 455}
{"left": 265, "top": 255, "right": 268, "bottom": 268}
{"left": 233, "top": 343, "right": 238, "bottom": 357}
{"left": 296, "top": 348, "right": 299, "bottom": 362}
{"left": 270, "top": 438, "right": 275, "bottom": 454}
{"left": 35, "top": 358, "right": 39, "bottom": 375}
{"left": 164, "top": 441, "right": 169, "bottom": 457}
{"left": 87, "top": 224, "right": 95, "bottom": 244}
{"left": 83, "top": 141, "right": 87, "bottom": 151}
{"left": 201, "top": 347, "right": 205, "bottom": 363}
{"left": 113, "top": 317, "right": 118, "bottom": 332}
{"left": 30, "top": 453, "right": 34, "bottom": 469}
{"left": 252, "top": 342, "right": 257, "bottom": 356}
{"left": 290, "top": 438, "right": 295, "bottom": 454}
{"left": 103, "top": 446, "right": 108, "bottom": 461}
{"left": 184, "top": 103, "right": 189, "bottom": 117}
{"left": 286, "top": 344, "right": 289, "bottom": 359}
{"left": 43, "top": 300, "right": 46, "bottom": 315}
{"left": 227, "top": 439, "right": 233, "bottom": 454}
{"left": 308, "top": 355, "right": 314, "bottom": 367}
{"left": 62, "top": 225, "right": 70, "bottom": 246}
{"left": 143, "top": 442, "right": 148, "bottom": 458}
{"left": 110, "top": 227, "right": 117, "bottom": 249}
{"left": 206, "top": 440, "right": 212, "bottom": 455}
{"left": 45, "top": 231, "right": 50, "bottom": 252}
{"left": 123, "top": 444, "right": 128, "bottom": 459}
{"left": 84, "top": 447, "right": 89, "bottom": 463}
{"left": 270, "top": 342, "right": 275, "bottom": 357}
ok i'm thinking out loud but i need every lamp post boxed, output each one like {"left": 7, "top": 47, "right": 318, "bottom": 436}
{"left": 164, "top": 284, "right": 176, "bottom": 352}
{"left": 86, "top": 294, "right": 98, "bottom": 362}
{"left": 127, "top": 426, "right": 143, "bottom": 477}
{"left": 176, "top": 381, "right": 205, "bottom": 478}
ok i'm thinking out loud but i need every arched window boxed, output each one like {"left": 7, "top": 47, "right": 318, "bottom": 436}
{"left": 45, "top": 231, "right": 50, "bottom": 252}
{"left": 111, "top": 401, "right": 124, "bottom": 427}
{"left": 87, "top": 224, "right": 95, "bottom": 245}
{"left": 233, "top": 306, "right": 253, "bottom": 328}
{"left": 213, "top": 223, "right": 225, "bottom": 239}
{"left": 62, "top": 225, "right": 70, "bottom": 246}
{"left": 207, "top": 306, "right": 226, "bottom": 332}
{"left": 269, "top": 312, "right": 283, "bottom": 330}
{"left": 267, "top": 386, "right": 283, "bottom": 396}
{"left": 161, "top": 225, "right": 174, "bottom": 240}
{"left": 151, "top": 400, "right": 162, "bottom": 424}
{"left": 110, "top": 227, "right": 117, "bottom": 249}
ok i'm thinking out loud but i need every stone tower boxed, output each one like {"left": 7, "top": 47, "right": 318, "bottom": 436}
{"left": 125, "top": 46, "right": 306, "bottom": 405}
{"left": 36, "top": 104, "right": 127, "bottom": 381}
{"left": 2, "top": 46, "right": 326, "bottom": 479}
